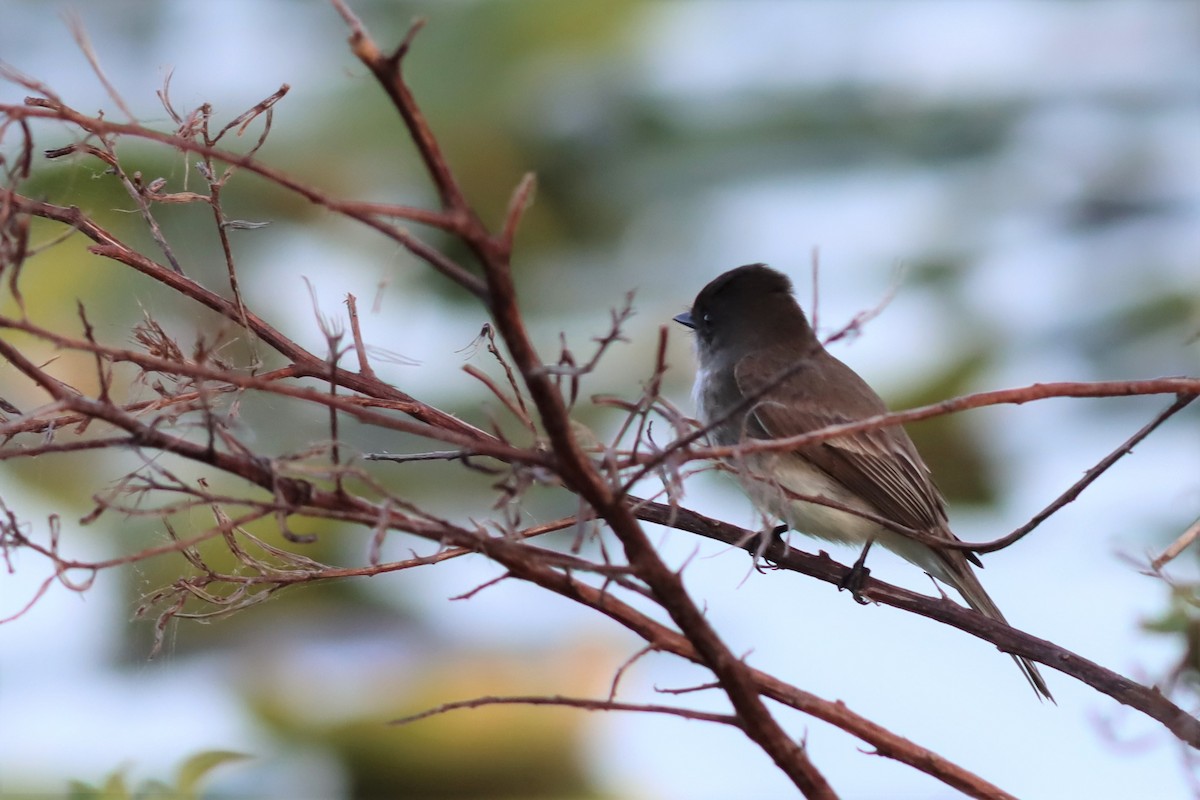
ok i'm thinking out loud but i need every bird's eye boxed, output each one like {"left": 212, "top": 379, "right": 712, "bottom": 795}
{"left": 702, "top": 313, "right": 713, "bottom": 325}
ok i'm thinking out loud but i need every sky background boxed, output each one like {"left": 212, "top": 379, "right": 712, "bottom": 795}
{"left": 2, "top": 1, "right": 1199, "bottom": 798}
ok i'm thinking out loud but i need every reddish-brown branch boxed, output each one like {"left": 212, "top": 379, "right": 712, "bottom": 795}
{"left": 700, "top": 378, "right": 1199, "bottom": 461}
{"left": 2, "top": 101, "right": 488, "bottom": 297}
{"left": 329, "top": 9, "right": 499, "bottom": 283}
{"left": 0, "top": 317, "right": 535, "bottom": 465}
{"left": 0, "top": 337, "right": 308, "bottom": 504}
{"left": 620, "top": 368, "right": 1198, "bottom": 501}
{"left": 2, "top": 193, "right": 490, "bottom": 441}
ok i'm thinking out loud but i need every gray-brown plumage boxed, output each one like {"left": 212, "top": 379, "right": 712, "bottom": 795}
{"left": 675, "top": 263, "right": 1051, "bottom": 701}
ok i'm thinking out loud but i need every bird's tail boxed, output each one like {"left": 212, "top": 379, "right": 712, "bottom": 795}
{"left": 936, "top": 553, "right": 1054, "bottom": 702}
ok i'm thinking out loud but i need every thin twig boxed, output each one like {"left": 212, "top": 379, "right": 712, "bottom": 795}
{"left": 500, "top": 172, "right": 536, "bottom": 255}
{"left": 390, "top": 693, "right": 741, "bottom": 728}
{"left": 1151, "top": 517, "right": 1200, "bottom": 572}
{"left": 972, "top": 392, "right": 1197, "bottom": 554}
{"left": 65, "top": 12, "right": 136, "bottom": 121}
{"left": 345, "top": 293, "right": 376, "bottom": 380}
{"left": 2, "top": 105, "right": 488, "bottom": 296}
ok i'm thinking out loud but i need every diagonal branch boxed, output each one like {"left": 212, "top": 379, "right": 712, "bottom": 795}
{"left": 330, "top": 7, "right": 835, "bottom": 796}
{"left": 630, "top": 497, "right": 1200, "bottom": 749}
{"left": 972, "top": 392, "right": 1196, "bottom": 553}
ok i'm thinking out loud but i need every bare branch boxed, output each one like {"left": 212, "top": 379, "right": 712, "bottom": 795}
{"left": 630, "top": 496, "right": 1200, "bottom": 748}
{"left": 975, "top": 392, "right": 1197, "bottom": 554}
{"left": 65, "top": 11, "right": 136, "bottom": 121}
{"left": 390, "top": 693, "right": 741, "bottom": 728}
{"left": 698, "top": 378, "right": 1199, "bottom": 462}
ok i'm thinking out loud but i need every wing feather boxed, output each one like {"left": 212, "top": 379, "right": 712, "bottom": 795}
{"left": 733, "top": 352, "right": 955, "bottom": 539}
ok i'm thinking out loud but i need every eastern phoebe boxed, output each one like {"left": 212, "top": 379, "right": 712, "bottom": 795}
{"left": 675, "top": 263, "right": 1051, "bottom": 701}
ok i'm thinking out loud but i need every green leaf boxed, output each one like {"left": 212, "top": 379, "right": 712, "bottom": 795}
{"left": 175, "top": 750, "right": 252, "bottom": 796}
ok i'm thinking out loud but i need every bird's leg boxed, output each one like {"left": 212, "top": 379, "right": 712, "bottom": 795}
{"left": 925, "top": 574, "right": 952, "bottom": 601}
{"left": 752, "top": 523, "right": 791, "bottom": 573}
{"left": 838, "top": 539, "right": 875, "bottom": 604}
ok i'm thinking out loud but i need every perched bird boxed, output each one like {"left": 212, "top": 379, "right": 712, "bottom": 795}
{"left": 674, "top": 263, "right": 1051, "bottom": 700}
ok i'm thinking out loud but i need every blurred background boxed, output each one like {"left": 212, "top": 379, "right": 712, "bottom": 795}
{"left": 2, "top": 1, "right": 1198, "bottom": 798}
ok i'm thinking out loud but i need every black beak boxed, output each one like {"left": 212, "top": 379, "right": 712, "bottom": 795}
{"left": 673, "top": 311, "right": 695, "bottom": 329}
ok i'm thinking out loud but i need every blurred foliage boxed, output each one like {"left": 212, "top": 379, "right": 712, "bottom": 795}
{"left": 1143, "top": 579, "right": 1200, "bottom": 694}
{"left": 893, "top": 347, "right": 997, "bottom": 506}
{"left": 63, "top": 751, "right": 249, "bottom": 800}
{"left": 244, "top": 642, "right": 613, "bottom": 799}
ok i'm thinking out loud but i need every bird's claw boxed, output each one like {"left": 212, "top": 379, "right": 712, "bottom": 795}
{"left": 752, "top": 525, "right": 790, "bottom": 572}
{"left": 838, "top": 562, "right": 872, "bottom": 604}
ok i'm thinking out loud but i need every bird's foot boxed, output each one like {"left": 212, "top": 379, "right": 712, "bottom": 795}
{"left": 837, "top": 563, "right": 872, "bottom": 604}
{"left": 837, "top": 539, "right": 875, "bottom": 604}
{"left": 752, "top": 524, "right": 790, "bottom": 573}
